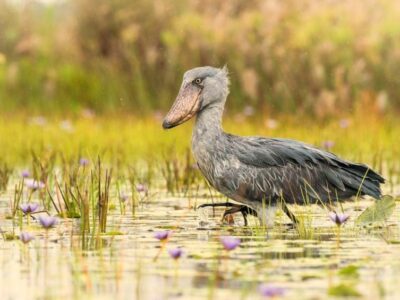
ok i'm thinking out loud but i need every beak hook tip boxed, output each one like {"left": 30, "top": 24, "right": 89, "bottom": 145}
{"left": 162, "top": 120, "right": 173, "bottom": 129}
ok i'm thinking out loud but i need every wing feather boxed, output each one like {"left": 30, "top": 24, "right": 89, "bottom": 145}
{"left": 224, "top": 134, "right": 384, "bottom": 203}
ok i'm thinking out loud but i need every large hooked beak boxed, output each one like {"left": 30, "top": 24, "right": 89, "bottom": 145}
{"left": 162, "top": 82, "right": 202, "bottom": 129}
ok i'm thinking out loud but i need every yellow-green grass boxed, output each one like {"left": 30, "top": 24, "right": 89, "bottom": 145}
{"left": 0, "top": 113, "right": 398, "bottom": 175}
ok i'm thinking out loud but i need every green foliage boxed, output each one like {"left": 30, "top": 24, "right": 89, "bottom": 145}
{"left": 355, "top": 196, "right": 396, "bottom": 225}
{"left": 328, "top": 283, "right": 362, "bottom": 297}
{"left": 0, "top": 162, "right": 12, "bottom": 191}
{"left": 0, "top": 0, "right": 400, "bottom": 115}
{"left": 338, "top": 265, "right": 360, "bottom": 279}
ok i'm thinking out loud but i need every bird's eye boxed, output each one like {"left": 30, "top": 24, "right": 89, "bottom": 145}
{"left": 194, "top": 78, "right": 203, "bottom": 85}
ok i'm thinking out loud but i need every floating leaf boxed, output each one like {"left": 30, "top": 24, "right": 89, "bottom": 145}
{"left": 355, "top": 196, "right": 396, "bottom": 225}
{"left": 338, "top": 265, "right": 359, "bottom": 278}
{"left": 328, "top": 283, "right": 362, "bottom": 297}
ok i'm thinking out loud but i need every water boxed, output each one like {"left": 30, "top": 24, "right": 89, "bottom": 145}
{"left": 0, "top": 186, "right": 399, "bottom": 299}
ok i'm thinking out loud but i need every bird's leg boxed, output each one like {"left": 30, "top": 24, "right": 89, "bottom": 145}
{"left": 239, "top": 206, "right": 258, "bottom": 226}
{"left": 222, "top": 205, "right": 258, "bottom": 226}
{"left": 221, "top": 205, "right": 243, "bottom": 224}
{"left": 197, "top": 202, "right": 236, "bottom": 209}
{"left": 197, "top": 203, "right": 257, "bottom": 226}
{"left": 282, "top": 203, "right": 299, "bottom": 225}
{"left": 197, "top": 202, "right": 235, "bottom": 217}
{"left": 197, "top": 202, "right": 238, "bottom": 221}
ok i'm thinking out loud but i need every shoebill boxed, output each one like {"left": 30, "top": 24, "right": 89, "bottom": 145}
{"left": 162, "top": 66, "right": 384, "bottom": 226}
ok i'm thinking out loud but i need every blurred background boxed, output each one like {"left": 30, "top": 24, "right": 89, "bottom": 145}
{"left": 1, "top": 0, "right": 399, "bottom": 118}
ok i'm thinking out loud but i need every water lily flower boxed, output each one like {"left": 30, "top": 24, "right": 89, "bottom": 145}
{"left": 220, "top": 236, "right": 241, "bottom": 251}
{"left": 120, "top": 192, "right": 129, "bottom": 202}
{"left": 154, "top": 231, "right": 171, "bottom": 241}
{"left": 81, "top": 108, "right": 95, "bottom": 119}
{"left": 322, "top": 140, "right": 335, "bottom": 150}
{"left": 265, "top": 118, "right": 279, "bottom": 129}
{"left": 20, "top": 203, "right": 39, "bottom": 214}
{"left": 39, "top": 216, "right": 58, "bottom": 229}
{"left": 243, "top": 105, "right": 255, "bottom": 116}
{"left": 59, "top": 120, "right": 74, "bottom": 132}
{"left": 19, "top": 232, "right": 35, "bottom": 244}
{"left": 339, "top": 119, "right": 350, "bottom": 128}
{"left": 21, "top": 170, "right": 30, "bottom": 178}
{"left": 258, "top": 283, "right": 286, "bottom": 298}
{"left": 329, "top": 212, "right": 350, "bottom": 226}
{"left": 25, "top": 179, "right": 45, "bottom": 191}
{"left": 29, "top": 116, "right": 47, "bottom": 126}
{"left": 168, "top": 248, "right": 183, "bottom": 260}
{"left": 136, "top": 183, "right": 148, "bottom": 194}
{"left": 79, "top": 158, "right": 89, "bottom": 166}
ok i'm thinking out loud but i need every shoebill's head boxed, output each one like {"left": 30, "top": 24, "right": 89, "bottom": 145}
{"left": 162, "top": 66, "right": 229, "bottom": 129}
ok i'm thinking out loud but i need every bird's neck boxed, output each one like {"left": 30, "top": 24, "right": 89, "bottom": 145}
{"left": 193, "top": 105, "right": 224, "bottom": 141}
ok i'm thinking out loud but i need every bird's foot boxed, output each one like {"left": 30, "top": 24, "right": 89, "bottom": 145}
{"left": 197, "top": 202, "right": 257, "bottom": 226}
{"left": 222, "top": 205, "right": 258, "bottom": 226}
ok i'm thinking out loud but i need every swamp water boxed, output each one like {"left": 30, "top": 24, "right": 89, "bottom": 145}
{"left": 0, "top": 183, "right": 399, "bottom": 300}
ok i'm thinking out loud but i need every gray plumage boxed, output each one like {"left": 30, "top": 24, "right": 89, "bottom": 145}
{"left": 163, "top": 66, "right": 385, "bottom": 224}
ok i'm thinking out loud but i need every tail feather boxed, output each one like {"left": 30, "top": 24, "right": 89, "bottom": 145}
{"left": 338, "top": 162, "right": 384, "bottom": 199}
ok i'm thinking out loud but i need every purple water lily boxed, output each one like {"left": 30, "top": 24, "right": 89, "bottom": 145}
{"left": 339, "top": 118, "right": 350, "bottom": 128}
{"left": 322, "top": 140, "right": 335, "bottom": 150}
{"left": 20, "top": 203, "right": 39, "bottom": 214}
{"left": 25, "top": 179, "right": 45, "bottom": 191}
{"left": 259, "top": 284, "right": 286, "bottom": 298}
{"left": 120, "top": 192, "right": 129, "bottom": 202}
{"left": 39, "top": 216, "right": 58, "bottom": 229}
{"left": 79, "top": 158, "right": 89, "bottom": 166}
{"left": 59, "top": 120, "right": 74, "bottom": 132}
{"left": 154, "top": 231, "right": 171, "bottom": 241}
{"left": 220, "top": 236, "right": 241, "bottom": 251}
{"left": 136, "top": 183, "right": 148, "bottom": 194}
{"left": 243, "top": 105, "right": 255, "bottom": 117}
{"left": 168, "top": 248, "right": 183, "bottom": 260}
{"left": 21, "top": 170, "right": 30, "bottom": 178}
{"left": 265, "top": 118, "right": 279, "bottom": 129}
{"left": 19, "top": 232, "right": 35, "bottom": 244}
{"left": 329, "top": 212, "right": 350, "bottom": 226}
{"left": 29, "top": 116, "right": 47, "bottom": 126}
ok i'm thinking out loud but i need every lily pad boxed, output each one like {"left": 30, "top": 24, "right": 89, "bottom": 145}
{"left": 338, "top": 265, "right": 359, "bottom": 278}
{"left": 355, "top": 196, "right": 396, "bottom": 225}
{"left": 328, "top": 283, "right": 362, "bottom": 297}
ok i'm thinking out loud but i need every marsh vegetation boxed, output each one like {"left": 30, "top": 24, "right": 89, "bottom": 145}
{"left": 1, "top": 0, "right": 400, "bottom": 299}
{"left": 0, "top": 115, "right": 399, "bottom": 299}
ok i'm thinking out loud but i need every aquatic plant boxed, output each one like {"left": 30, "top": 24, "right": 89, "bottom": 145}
{"left": 339, "top": 119, "right": 351, "bottom": 129}
{"left": 220, "top": 236, "right": 240, "bottom": 251}
{"left": 25, "top": 179, "right": 45, "bottom": 191}
{"left": 328, "top": 283, "right": 361, "bottom": 297}
{"left": 154, "top": 231, "right": 171, "bottom": 241}
{"left": 136, "top": 183, "right": 148, "bottom": 195}
{"left": 39, "top": 216, "right": 58, "bottom": 229}
{"left": 355, "top": 195, "right": 396, "bottom": 225}
{"left": 79, "top": 158, "right": 90, "bottom": 167}
{"left": 322, "top": 140, "right": 335, "bottom": 150}
{"left": 0, "top": 162, "right": 12, "bottom": 191}
{"left": 10, "top": 181, "right": 24, "bottom": 218}
{"left": 120, "top": 192, "right": 129, "bottom": 203}
{"left": 329, "top": 212, "right": 350, "bottom": 226}
{"left": 153, "top": 231, "right": 172, "bottom": 262}
{"left": 19, "top": 232, "right": 35, "bottom": 244}
{"left": 329, "top": 212, "right": 350, "bottom": 248}
{"left": 168, "top": 248, "right": 183, "bottom": 260}
{"left": 258, "top": 284, "right": 286, "bottom": 298}
{"left": 96, "top": 160, "right": 112, "bottom": 233}
{"left": 20, "top": 203, "right": 39, "bottom": 215}
{"left": 21, "top": 170, "right": 30, "bottom": 178}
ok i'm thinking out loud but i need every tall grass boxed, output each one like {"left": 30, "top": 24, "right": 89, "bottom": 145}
{"left": 0, "top": 0, "right": 399, "bottom": 115}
